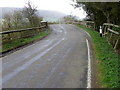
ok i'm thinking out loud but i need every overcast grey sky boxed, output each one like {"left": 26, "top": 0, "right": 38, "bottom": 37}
{"left": 0, "top": 0, "right": 87, "bottom": 20}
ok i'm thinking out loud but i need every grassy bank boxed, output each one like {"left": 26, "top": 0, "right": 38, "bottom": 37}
{"left": 77, "top": 24, "right": 119, "bottom": 88}
{"left": 1, "top": 28, "right": 51, "bottom": 53}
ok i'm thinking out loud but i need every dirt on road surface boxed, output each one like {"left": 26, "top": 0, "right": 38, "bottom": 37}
{"left": 2, "top": 24, "right": 96, "bottom": 88}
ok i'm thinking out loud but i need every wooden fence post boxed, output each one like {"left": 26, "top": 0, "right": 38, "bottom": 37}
{"left": 8, "top": 33, "right": 11, "bottom": 42}
{"left": 1, "top": 21, "right": 48, "bottom": 44}
{"left": 114, "top": 38, "right": 119, "bottom": 49}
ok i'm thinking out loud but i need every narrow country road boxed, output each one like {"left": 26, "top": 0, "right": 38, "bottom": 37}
{"left": 2, "top": 24, "right": 94, "bottom": 88}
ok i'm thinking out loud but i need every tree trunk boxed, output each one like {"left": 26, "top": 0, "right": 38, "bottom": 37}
{"left": 107, "top": 13, "right": 110, "bottom": 23}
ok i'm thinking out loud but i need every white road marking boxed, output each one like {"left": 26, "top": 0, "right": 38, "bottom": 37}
{"left": 85, "top": 31, "right": 91, "bottom": 38}
{"left": 59, "top": 25, "right": 67, "bottom": 36}
{"left": 86, "top": 39, "right": 91, "bottom": 88}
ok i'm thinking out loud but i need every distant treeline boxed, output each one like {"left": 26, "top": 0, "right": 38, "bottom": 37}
{"left": 1, "top": 1, "right": 43, "bottom": 31}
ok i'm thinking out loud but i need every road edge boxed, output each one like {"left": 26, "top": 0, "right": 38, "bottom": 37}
{"left": 76, "top": 24, "right": 98, "bottom": 88}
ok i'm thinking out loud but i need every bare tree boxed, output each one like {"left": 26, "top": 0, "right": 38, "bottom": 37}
{"left": 22, "top": 1, "right": 38, "bottom": 26}
{"left": 2, "top": 1, "right": 43, "bottom": 31}
{"left": 12, "top": 10, "right": 23, "bottom": 29}
{"left": 2, "top": 13, "right": 12, "bottom": 31}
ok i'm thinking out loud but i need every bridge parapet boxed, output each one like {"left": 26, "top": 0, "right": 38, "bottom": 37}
{"left": 80, "top": 21, "right": 95, "bottom": 30}
{"left": 0, "top": 22, "right": 48, "bottom": 45}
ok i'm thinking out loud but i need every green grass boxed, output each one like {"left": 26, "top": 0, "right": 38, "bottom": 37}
{"left": 1, "top": 29, "right": 51, "bottom": 53}
{"left": 77, "top": 24, "right": 119, "bottom": 88}
{"left": 113, "top": 27, "right": 120, "bottom": 33}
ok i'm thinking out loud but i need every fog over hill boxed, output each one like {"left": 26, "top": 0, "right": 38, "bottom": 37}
{"left": 37, "top": 10, "right": 66, "bottom": 22}
{"left": 0, "top": 7, "right": 67, "bottom": 22}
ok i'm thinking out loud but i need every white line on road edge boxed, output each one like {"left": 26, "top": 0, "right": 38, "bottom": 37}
{"left": 85, "top": 31, "right": 91, "bottom": 38}
{"left": 86, "top": 39, "right": 91, "bottom": 88}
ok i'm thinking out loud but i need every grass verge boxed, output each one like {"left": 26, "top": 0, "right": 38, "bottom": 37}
{"left": 1, "top": 28, "right": 51, "bottom": 53}
{"left": 77, "top": 24, "right": 119, "bottom": 88}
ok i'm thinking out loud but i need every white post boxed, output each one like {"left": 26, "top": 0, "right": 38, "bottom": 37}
{"left": 99, "top": 26, "right": 102, "bottom": 37}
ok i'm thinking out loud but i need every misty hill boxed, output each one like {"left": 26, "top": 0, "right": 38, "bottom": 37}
{"left": 0, "top": 7, "right": 66, "bottom": 22}
{"left": 37, "top": 10, "right": 66, "bottom": 22}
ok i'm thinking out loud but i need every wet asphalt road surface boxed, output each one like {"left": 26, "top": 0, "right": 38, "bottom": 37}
{"left": 2, "top": 24, "right": 92, "bottom": 88}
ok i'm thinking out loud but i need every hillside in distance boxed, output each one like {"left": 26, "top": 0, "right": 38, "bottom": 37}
{"left": 37, "top": 10, "right": 66, "bottom": 22}
{"left": 0, "top": 7, "right": 66, "bottom": 22}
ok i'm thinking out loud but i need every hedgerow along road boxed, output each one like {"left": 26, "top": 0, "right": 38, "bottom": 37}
{"left": 2, "top": 24, "right": 95, "bottom": 88}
